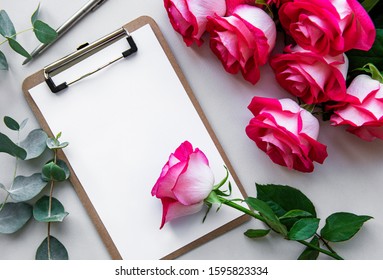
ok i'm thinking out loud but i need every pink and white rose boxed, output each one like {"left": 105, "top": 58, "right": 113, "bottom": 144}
{"left": 270, "top": 45, "right": 348, "bottom": 104}
{"left": 163, "top": 0, "right": 226, "bottom": 46}
{"left": 245, "top": 97, "right": 328, "bottom": 172}
{"left": 206, "top": 5, "right": 276, "bottom": 84}
{"left": 151, "top": 141, "right": 214, "bottom": 228}
{"left": 278, "top": 0, "right": 376, "bottom": 56}
{"left": 330, "top": 74, "right": 383, "bottom": 141}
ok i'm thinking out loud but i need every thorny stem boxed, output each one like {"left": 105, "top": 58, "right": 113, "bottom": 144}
{"left": 216, "top": 196, "right": 343, "bottom": 260}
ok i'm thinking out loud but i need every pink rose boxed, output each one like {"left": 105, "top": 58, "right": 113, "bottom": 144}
{"left": 278, "top": 0, "right": 376, "bottom": 56}
{"left": 330, "top": 74, "right": 383, "bottom": 141}
{"left": 164, "top": 0, "right": 226, "bottom": 46}
{"left": 151, "top": 141, "right": 214, "bottom": 228}
{"left": 206, "top": 5, "right": 276, "bottom": 84}
{"left": 270, "top": 45, "right": 348, "bottom": 104}
{"left": 225, "top": 0, "right": 262, "bottom": 15}
{"left": 245, "top": 97, "right": 328, "bottom": 172}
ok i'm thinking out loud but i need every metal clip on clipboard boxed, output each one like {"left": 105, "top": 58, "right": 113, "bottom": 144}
{"left": 43, "top": 27, "right": 137, "bottom": 93}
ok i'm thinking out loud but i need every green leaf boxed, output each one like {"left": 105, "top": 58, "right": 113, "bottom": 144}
{"left": 3, "top": 116, "right": 20, "bottom": 131}
{"left": 19, "top": 129, "right": 48, "bottom": 160}
{"left": 9, "top": 173, "right": 47, "bottom": 202}
{"left": 280, "top": 209, "right": 313, "bottom": 220}
{"left": 33, "top": 196, "right": 68, "bottom": 222}
{"left": 0, "top": 10, "right": 16, "bottom": 37}
{"left": 31, "top": 3, "right": 40, "bottom": 24}
{"left": 361, "top": 0, "right": 380, "bottom": 12}
{"left": 245, "top": 197, "right": 288, "bottom": 236}
{"left": 288, "top": 218, "right": 320, "bottom": 241}
{"left": 42, "top": 161, "right": 67, "bottom": 181}
{"left": 244, "top": 229, "right": 270, "bottom": 238}
{"left": 0, "top": 132, "right": 27, "bottom": 159}
{"left": 320, "top": 212, "right": 372, "bottom": 242}
{"left": 0, "top": 202, "right": 32, "bottom": 234}
{"left": 33, "top": 20, "right": 57, "bottom": 44}
{"left": 46, "top": 137, "right": 69, "bottom": 150}
{"left": 256, "top": 184, "right": 317, "bottom": 218}
{"left": 298, "top": 236, "right": 320, "bottom": 260}
{"left": 0, "top": 50, "right": 8, "bottom": 70}
{"left": 7, "top": 37, "right": 31, "bottom": 59}
{"left": 19, "top": 118, "right": 28, "bottom": 130}
{"left": 347, "top": 29, "right": 383, "bottom": 71}
{"left": 35, "top": 236, "right": 69, "bottom": 260}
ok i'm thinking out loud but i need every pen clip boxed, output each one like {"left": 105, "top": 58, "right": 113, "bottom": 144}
{"left": 91, "top": 0, "right": 108, "bottom": 12}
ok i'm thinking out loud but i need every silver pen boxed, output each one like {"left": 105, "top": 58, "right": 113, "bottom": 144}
{"left": 23, "top": 0, "right": 108, "bottom": 65}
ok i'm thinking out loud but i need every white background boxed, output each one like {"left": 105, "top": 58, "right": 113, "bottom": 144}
{"left": 0, "top": 0, "right": 382, "bottom": 260}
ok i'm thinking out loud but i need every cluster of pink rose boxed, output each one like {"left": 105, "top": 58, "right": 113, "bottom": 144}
{"left": 164, "top": 0, "right": 380, "bottom": 172}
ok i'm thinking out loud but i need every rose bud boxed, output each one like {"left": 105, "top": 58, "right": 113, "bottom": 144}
{"left": 164, "top": 0, "right": 226, "bottom": 46}
{"left": 278, "top": 0, "right": 376, "bottom": 56}
{"left": 330, "top": 74, "right": 383, "bottom": 141}
{"left": 151, "top": 141, "right": 214, "bottom": 228}
{"left": 245, "top": 97, "right": 328, "bottom": 172}
{"left": 206, "top": 4, "right": 276, "bottom": 84}
{"left": 270, "top": 45, "right": 348, "bottom": 104}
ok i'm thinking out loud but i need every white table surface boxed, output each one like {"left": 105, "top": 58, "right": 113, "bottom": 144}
{"left": 0, "top": 0, "right": 382, "bottom": 260}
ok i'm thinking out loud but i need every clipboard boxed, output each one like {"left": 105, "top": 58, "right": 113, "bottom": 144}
{"left": 22, "top": 16, "right": 249, "bottom": 260}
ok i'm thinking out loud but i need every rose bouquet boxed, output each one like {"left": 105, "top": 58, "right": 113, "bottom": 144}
{"left": 163, "top": 0, "right": 382, "bottom": 173}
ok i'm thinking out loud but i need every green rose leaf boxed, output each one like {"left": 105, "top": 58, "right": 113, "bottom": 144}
{"left": 35, "top": 236, "right": 69, "bottom": 260}
{"left": 347, "top": 29, "right": 383, "bottom": 71}
{"left": 244, "top": 229, "right": 270, "bottom": 238}
{"left": 298, "top": 236, "right": 320, "bottom": 260}
{"left": 280, "top": 209, "right": 313, "bottom": 220}
{"left": 0, "top": 202, "right": 32, "bottom": 234}
{"left": 256, "top": 184, "right": 317, "bottom": 218}
{"left": 320, "top": 212, "right": 372, "bottom": 242}
{"left": 0, "top": 50, "right": 8, "bottom": 70}
{"left": 9, "top": 173, "right": 47, "bottom": 202}
{"left": 42, "top": 161, "right": 67, "bottom": 181}
{"left": 245, "top": 197, "right": 288, "bottom": 236}
{"left": 288, "top": 218, "right": 320, "bottom": 241}
{"left": 19, "top": 129, "right": 48, "bottom": 160}
{"left": 361, "top": 0, "right": 380, "bottom": 12}
{"left": 3, "top": 116, "right": 20, "bottom": 131}
{"left": 33, "top": 20, "right": 57, "bottom": 44}
{"left": 7, "top": 37, "right": 31, "bottom": 59}
{"left": 0, "top": 132, "right": 27, "bottom": 159}
{"left": 33, "top": 195, "right": 68, "bottom": 222}
{"left": 0, "top": 10, "right": 16, "bottom": 37}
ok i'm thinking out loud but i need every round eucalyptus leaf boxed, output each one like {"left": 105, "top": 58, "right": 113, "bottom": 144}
{"left": 42, "top": 161, "right": 67, "bottom": 182}
{"left": 35, "top": 236, "right": 68, "bottom": 260}
{"left": 0, "top": 202, "right": 32, "bottom": 234}
{"left": 46, "top": 138, "right": 69, "bottom": 150}
{"left": 56, "top": 159, "right": 70, "bottom": 180}
{"left": 19, "top": 129, "right": 48, "bottom": 160}
{"left": 9, "top": 173, "right": 47, "bottom": 202}
{"left": 33, "top": 196, "right": 68, "bottom": 222}
{"left": 3, "top": 116, "right": 20, "bottom": 131}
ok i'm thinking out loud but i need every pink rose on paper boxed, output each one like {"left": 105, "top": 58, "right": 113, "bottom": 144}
{"left": 206, "top": 5, "right": 276, "bottom": 84}
{"left": 330, "top": 74, "right": 383, "bottom": 141}
{"left": 245, "top": 97, "right": 328, "bottom": 172}
{"left": 278, "top": 0, "right": 376, "bottom": 56}
{"left": 151, "top": 141, "right": 214, "bottom": 228}
{"left": 270, "top": 45, "right": 348, "bottom": 104}
{"left": 163, "top": 0, "right": 226, "bottom": 46}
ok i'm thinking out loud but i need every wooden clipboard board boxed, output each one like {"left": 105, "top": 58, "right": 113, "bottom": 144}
{"left": 22, "top": 16, "right": 249, "bottom": 260}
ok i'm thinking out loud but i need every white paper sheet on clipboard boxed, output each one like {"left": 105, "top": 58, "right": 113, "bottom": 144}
{"left": 23, "top": 16, "right": 248, "bottom": 260}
